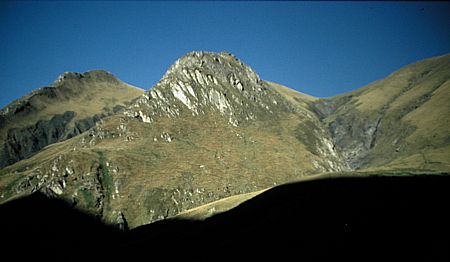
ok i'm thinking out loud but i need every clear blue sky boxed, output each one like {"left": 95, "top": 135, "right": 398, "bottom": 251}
{"left": 1, "top": 1, "right": 449, "bottom": 108}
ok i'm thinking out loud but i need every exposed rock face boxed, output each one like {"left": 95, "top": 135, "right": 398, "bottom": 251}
{"left": 9, "top": 150, "right": 117, "bottom": 223}
{"left": 1, "top": 112, "right": 110, "bottom": 168}
{"left": 311, "top": 54, "right": 450, "bottom": 169}
{"left": 128, "top": 51, "right": 293, "bottom": 125}
{"left": 0, "top": 70, "right": 143, "bottom": 168}
{"left": 2, "top": 111, "right": 76, "bottom": 167}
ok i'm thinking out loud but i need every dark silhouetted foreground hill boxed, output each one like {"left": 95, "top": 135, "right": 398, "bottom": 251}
{"left": 0, "top": 193, "right": 121, "bottom": 257}
{"left": 125, "top": 174, "right": 450, "bottom": 260}
{"left": 4, "top": 175, "right": 447, "bottom": 260}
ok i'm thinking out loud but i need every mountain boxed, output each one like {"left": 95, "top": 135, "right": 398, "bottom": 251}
{"left": 0, "top": 51, "right": 449, "bottom": 230}
{"left": 312, "top": 54, "right": 450, "bottom": 171}
{"left": 0, "top": 70, "right": 144, "bottom": 167}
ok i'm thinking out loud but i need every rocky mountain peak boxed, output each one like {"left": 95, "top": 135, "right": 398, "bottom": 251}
{"left": 129, "top": 51, "right": 291, "bottom": 126}
{"left": 162, "top": 51, "right": 261, "bottom": 85}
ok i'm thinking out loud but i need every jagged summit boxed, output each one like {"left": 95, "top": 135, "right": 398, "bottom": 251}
{"left": 129, "top": 51, "right": 292, "bottom": 126}
{"left": 162, "top": 51, "right": 260, "bottom": 84}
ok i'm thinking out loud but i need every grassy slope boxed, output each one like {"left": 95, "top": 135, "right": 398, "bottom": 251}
{"left": 354, "top": 55, "right": 449, "bottom": 112}
{"left": 0, "top": 106, "right": 331, "bottom": 228}
{"left": 173, "top": 170, "right": 450, "bottom": 220}
{"left": 0, "top": 70, "right": 144, "bottom": 142}
{"left": 0, "top": 76, "right": 342, "bottom": 228}
{"left": 265, "top": 81, "right": 317, "bottom": 105}
{"left": 175, "top": 189, "right": 269, "bottom": 220}
{"left": 99, "top": 111, "right": 329, "bottom": 227}
{"left": 323, "top": 54, "right": 450, "bottom": 171}
{"left": 175, "top": 172, "right": 334, "bottom": 221}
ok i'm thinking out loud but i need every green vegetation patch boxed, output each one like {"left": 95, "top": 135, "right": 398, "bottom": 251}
{"left": 97, "top": 151, "right": 114, "bottom": 197}
{"left": 80, "top": 188, "right": 95, "bottom": 208}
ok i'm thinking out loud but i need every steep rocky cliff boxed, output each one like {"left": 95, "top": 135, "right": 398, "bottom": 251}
{"left": 127, "top": 52, "right": 293, "bottom": 123}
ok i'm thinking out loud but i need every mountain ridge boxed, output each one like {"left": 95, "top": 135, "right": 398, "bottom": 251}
{"left": 0, "top": 70, "right": 144, "bottom": 167}
{"left": 0, "top": 51, "right": 449, "bottom": 229}
{"left": 311, "top": 53, "right": 450, "bottom": 170}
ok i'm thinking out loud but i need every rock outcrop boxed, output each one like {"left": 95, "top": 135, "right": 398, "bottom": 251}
{"left": 0, "top": 70, "right": 143, "bottom": 168}
{"left": 312, "top": 54, "right": 450, "bottom": 170}
{"left": 127, "top": 51, "right": 293, "bottom": 125}
{"left": 2, "top": 111, "right": 76, "bottom": 167}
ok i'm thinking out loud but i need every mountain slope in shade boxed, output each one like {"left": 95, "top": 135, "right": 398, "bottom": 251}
{"left": 0, "top": 70, "right": 144, "bottom": 167}
{"left": 126, "top": 174, "right": 450, "bottom": 259}
{"left": 4, "top": 174, "right": 448, "bottom": 260}
{"left": 0, "top": 52, "right": 449, "bottom": 230}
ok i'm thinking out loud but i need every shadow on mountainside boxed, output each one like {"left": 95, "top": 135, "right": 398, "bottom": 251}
{"left": 127, "top": 175, "right": 450, "bottom": 260}
{"left": 1, "top": 175, "right": 449, "bottom": 260}
{"left": 0, "top": 192, "right": 122, "bottom": 257}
